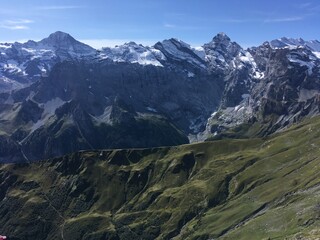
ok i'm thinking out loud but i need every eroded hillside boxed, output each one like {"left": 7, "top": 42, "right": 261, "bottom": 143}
{"left": 1, "top": 116, "right": 320, "bottom": 239}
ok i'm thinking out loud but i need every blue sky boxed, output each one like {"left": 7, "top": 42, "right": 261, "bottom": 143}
{"left": 0, "top": 0, "right": 319, "bottom": 48}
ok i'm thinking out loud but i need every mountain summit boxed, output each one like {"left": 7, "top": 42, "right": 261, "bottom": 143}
{"left": 211, "top": 32, "right": 231, "bottom": 43}
{"left": 39, "top": 31, "right": 78, "bottom": 46}
{"left": 38, "top": 31, "right": 95, "bottom": 55}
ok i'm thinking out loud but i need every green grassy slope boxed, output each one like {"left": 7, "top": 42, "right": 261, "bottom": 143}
{"left": 1, "top": 116, "right": 320, "bottom": 239}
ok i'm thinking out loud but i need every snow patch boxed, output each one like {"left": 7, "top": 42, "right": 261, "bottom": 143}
{"left": 241, "top": 94, "right": 250, "bottom": 99}
{"left": 31, "top": 98, "right": 66, "bottom": 132}
{"left": 146, "top": 107, "right": 157, "bottom": 112}
{"left": 92, "top": 106, "right": 113, "bottom": 125}
{"left": 21, "top": 47, "right": 36, "bottom": 53}
{"left": 188, "top": 72, "right": 195, "bottom": 78}
{"left": 238, "top": 51, "right": 258, "bottom": 71}
{"left": 313, "top": 52, "right": 320, "bottom": 59}
{"left": 211, "top": 111, "right": 218, "bottom": 117}
{"left": 99, "top": 43, "right": 164, "bottom": 67}
{"left": 287, "top": 54, "right": 315, "bottom": 75}
{"left": 0, "top": 44, "right": 11, "bottom": 49}
{"left": 253, "top": 71, "right": 265, "bottom": 79}
{"left": 193, "top": 46, "right": 205, "bottom": 60}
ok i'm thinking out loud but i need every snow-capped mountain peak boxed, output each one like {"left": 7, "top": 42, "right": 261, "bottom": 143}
{"left": 205, "top": 32, "right": 241, "bottom": 53}
{"left": 37, "top": 31, "right": 95, "bottom": 56}
{"left": 98, "top": 42, "right": 165, "bottom": 67}
{"left": 0, "top": 31, "right": 97, "bottom": 92}
{"left": 39, "top": 31, "right": 76, "bottom": 46}
{"left": 211, "top": 32, "right": 231, "bottom": 44}
{"left": 154, "top": 38, "right": 206, "bottom": 68}
{"left": 202, "top": 33, "right": 245, "bottom": 71}
{"left": 1, "top": 32, "right": 319, "bottom": 95}
{"left": 270, "top": 37, "right": 320, "bottom": 52}
{"left": 269, "top": 37, "right": 320, "bottom": 62}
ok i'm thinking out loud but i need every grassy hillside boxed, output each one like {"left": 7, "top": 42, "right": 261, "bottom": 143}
{"left": 1, "top": 116, "right": 320, "bottom": 239}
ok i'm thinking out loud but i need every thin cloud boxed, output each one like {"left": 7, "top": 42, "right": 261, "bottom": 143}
{"left": 164, "top": 13, "right": 186, "bottom": 20}
{"left": 5, "top": 19, "right": 34, "bottom": 24}
{"left": 219, "top": 16, "right": 304, "bottom": 24}
{"left": 264, "top": 17, "right": 303, "bottom": 23}
{"left": 219, "top": 18, "right": 253, "bottom": 23}
{"left": 0, "top": 19, "right": 34, "bottom": 30}
{"left": 163, "top": 23, "right": 202, "bottom": 31}
{"left": 2, "top": 25, "right": 29, "bottom": 30}
{"left": 293, "top": 2, "right": 320, "bottom": 16}
{"left": 308, "top": 5, "right": 320, "bottom": 12}
{"left": 296, "top": 2, "right": 312, "bottom": 9}
{"left": 36, "top": 6, "right": 83, "bottom": 10}
{"left": 164, "top": 23, "right": 176, "bottom": 28}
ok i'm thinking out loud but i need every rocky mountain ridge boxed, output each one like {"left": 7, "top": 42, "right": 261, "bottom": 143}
{"left": 201, "top": 37, "right": 320, "bottom": 140}
{"left": 0, "top": 31, "right": 320, "bottom": 162}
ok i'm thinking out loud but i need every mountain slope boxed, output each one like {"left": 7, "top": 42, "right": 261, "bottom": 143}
{"left": 1, "top": 116, "right": 320, "bottom": 239}
{"left": 0, "top": 31, "right": 95, "bottom": 92}
{"left": 202, "top": 36, "right": 320, "bottom": 140}
{"left": 0, "top": 50, "right": 223, "bottom": 162}
{"left": 1, "top": 32, "right": 320, "bottom": 162}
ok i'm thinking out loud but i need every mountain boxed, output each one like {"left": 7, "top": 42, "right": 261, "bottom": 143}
{"left": 1, "top": 32, "right": 320, "bottom": 162}
{"left": 201, "top": 36, "right": 320, "bottom": 140}
{"left": 37, "top": 31, "right": 95, "bottom": 55}
{"left": 1, "top": 116, "right": 320, "bottom": 239}
{"left": 270, "top": 37, "right": 320, "bottom": 52}
{"left": 98, "top": 41, "right": 165, "bottom": 67}
{"left": 0, "top": 31, "right": 95, "bottom": 92}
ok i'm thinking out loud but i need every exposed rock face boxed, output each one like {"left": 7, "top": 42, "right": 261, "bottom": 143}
{"left": 1, "top": 32, "right": 320, "bottom": 161}
{"left": 1, "top": 60, "right": 205, "bottom": 162}
{"left": 0, "top": 135, "right": 24, "bottom": 162}
{"left": 201, "top": 38, "right": 320, "bottom": 140}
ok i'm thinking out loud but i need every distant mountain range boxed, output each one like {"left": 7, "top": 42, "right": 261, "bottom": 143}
{"left": 0, "top": 31, "right": 320, "bottom": 162}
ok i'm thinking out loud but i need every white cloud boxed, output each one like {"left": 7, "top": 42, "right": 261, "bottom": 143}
{"left": 0, "top": 19, "right": 34, "bottom": 30}
{"left": 80, "top": 39, "right": 158, "bottom": 49}
{"left": 264, "top": 17, "right": 303, "bottom": 23}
